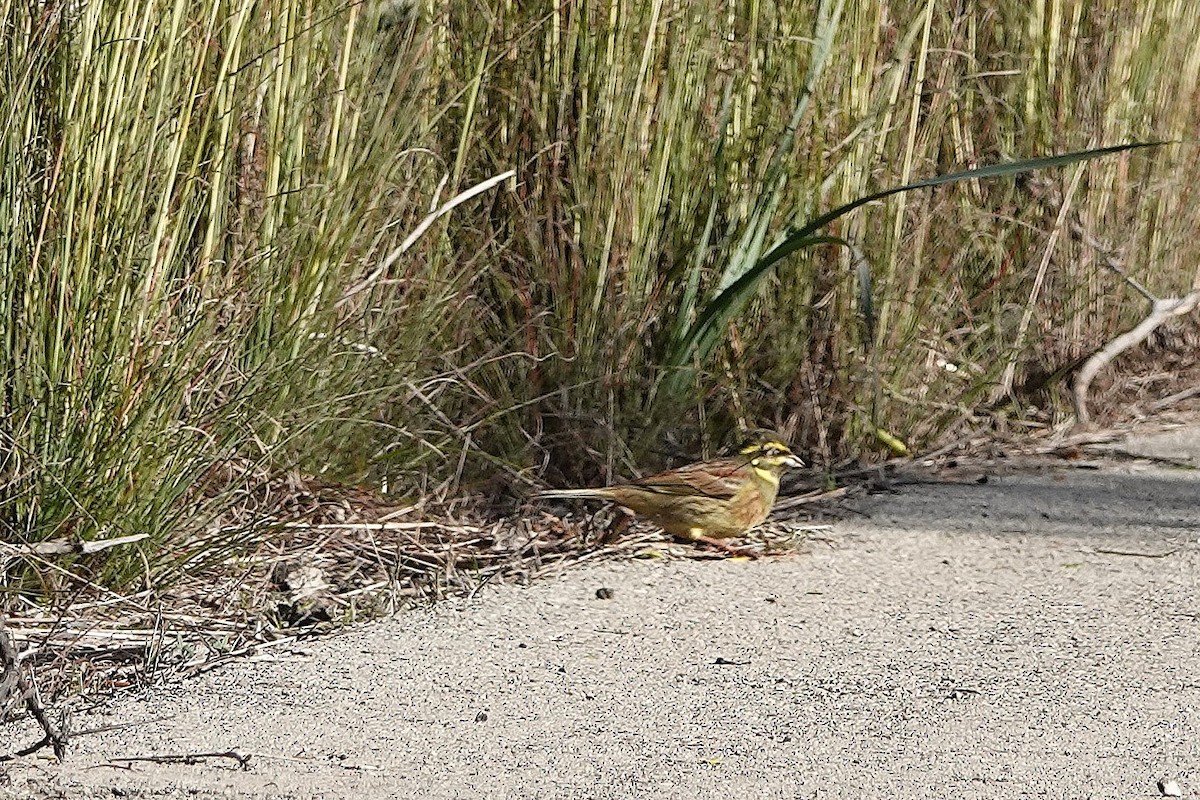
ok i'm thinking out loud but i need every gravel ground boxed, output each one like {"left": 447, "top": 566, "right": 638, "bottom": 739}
{"left": 3, "top": 428, "right": 1199, "bottom": 799}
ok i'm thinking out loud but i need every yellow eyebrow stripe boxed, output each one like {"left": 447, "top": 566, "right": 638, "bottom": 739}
{"left": 740, "top": 440, "right": 789, "bottom": 454}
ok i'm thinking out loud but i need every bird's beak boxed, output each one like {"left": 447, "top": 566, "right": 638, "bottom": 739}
{"left": 785, "top": 454, "right": 805, "bottom": 468}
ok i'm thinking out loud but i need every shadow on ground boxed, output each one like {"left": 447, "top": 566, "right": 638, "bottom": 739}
{"left": 866, "top": 467, "right": 1198, "bottom": 540}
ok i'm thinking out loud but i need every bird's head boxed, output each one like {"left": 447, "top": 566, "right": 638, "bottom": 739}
{"left": 736, "top": 429, "right": 805, "bottom": 473}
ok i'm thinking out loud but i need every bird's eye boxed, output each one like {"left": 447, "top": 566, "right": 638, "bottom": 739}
{"left": 764, "top": 446, "right": 781, "bottom": 457}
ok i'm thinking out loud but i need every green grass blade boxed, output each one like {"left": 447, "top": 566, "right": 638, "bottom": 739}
{"left": 670, "top": 141, "right": 1168, "bottom": 367}
{"left": 681, "top": 234, "right": 853, "bottom": 365}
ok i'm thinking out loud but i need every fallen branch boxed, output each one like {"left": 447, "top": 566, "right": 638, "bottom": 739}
{"left": 1070, "top": 224, "right": 1200, "bottom": 424}
{"left": 0, "top": 617, "right": 68, "bottom": 761}
{"left": 1073, "top": 292, "right": 1200, "bottom": 424}
{"left": 107, "top": 749, "right": 252, "bottom": 769}
{"left": 1149, "top": 385, "right": 1200, "bottom": 412}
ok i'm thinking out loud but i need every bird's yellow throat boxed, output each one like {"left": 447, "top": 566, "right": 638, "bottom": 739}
{"left": 749, "top": 460, "right": 781, "bottom": 486}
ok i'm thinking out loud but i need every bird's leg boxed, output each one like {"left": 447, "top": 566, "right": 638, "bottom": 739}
{"left": 596, "top": 506, "right": 634, "bottom": 545}
{"left": 690, "top": 534, "right": 761, "bottom": 559}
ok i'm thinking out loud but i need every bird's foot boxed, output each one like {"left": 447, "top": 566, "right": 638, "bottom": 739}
{"left": 692, "top": 535, "right": 761, "bottom": 559}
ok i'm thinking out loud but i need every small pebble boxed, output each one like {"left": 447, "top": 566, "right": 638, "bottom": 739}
{"left": 1158, "top": 778, "right": 1183, "bottom": 797}
{"left": 475, "top": 711, "right": 488, "bottom": 723}
{"left": 595, "top": 587, "right": 615, "bottom": 600}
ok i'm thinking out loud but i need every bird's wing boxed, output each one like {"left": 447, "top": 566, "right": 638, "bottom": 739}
{"left": 629, "top": 457, "right": 746, "bottom": 500}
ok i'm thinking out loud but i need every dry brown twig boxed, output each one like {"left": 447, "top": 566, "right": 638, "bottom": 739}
{"left": 1149, "top": 385, "right": 1200, "bottom": 411}
{"left": 107, "top": 749, "right": 252, "bottom": 769}
{"left": 1, "top": 617, "right": 69, "bottom": 761}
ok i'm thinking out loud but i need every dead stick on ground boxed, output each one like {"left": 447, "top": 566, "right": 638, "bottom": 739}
{"left": 69, "top": 717, "right": 177, "bottom": 738}
{"left": 1071, "top": 223, "right": 1200, "bottom": 425}
{"left": 1073, "top": 292, "right": 1199, "bottom": 424}
{"left": 107, "top": 749, "right": 252, "bottom": 769}
{"left": 1092, "top": 547, "right": 1179, "bottom": 559}
{"left": 0, "top": 618, "right": 69, "bottom": 761}
{"left": 1149, "top": 385, "right": 1200, "bottom": 412}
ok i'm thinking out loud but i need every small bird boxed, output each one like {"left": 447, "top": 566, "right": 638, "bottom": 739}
{"left": 535, "top": 429, "right": 804, "bottom": 555}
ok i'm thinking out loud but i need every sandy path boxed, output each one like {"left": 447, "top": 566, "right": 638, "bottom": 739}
{"left": 4, "top": 436, "right": 1199, "bottom": 799}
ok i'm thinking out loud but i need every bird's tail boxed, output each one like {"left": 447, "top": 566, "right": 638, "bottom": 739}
{"left": 533, "top": 487, "right": 614, "bottom": 502}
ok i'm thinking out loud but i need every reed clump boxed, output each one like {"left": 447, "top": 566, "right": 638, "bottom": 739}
{"left": 2, "top": 0, "right": 1197, "bottom": 599}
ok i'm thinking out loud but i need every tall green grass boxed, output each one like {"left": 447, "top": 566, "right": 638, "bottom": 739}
{"left": 439, "top": 0, "right": 1199, "bottom": 476}
{"left": 2, "top": 0, "right": 1198, "bottom": 598}
{"left": 0, "top": 0, "right": 485, "bottom": 595}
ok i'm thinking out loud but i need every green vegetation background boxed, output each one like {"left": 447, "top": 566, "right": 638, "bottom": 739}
{"left": 3, "top": 0, "right": 1198, "bottom": 593}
